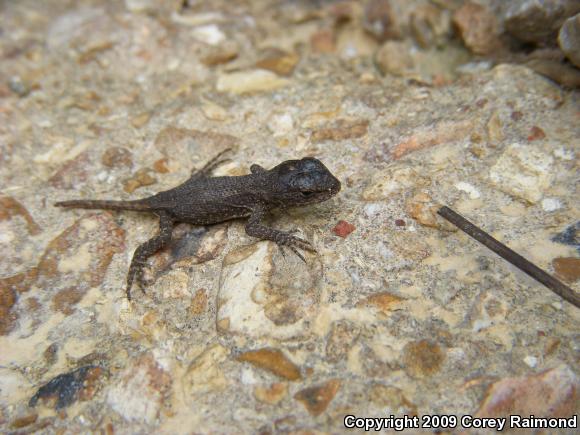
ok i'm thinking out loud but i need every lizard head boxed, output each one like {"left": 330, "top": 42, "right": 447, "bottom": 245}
{"left": 267, "top": 157, "right": 341, "bottom": 207}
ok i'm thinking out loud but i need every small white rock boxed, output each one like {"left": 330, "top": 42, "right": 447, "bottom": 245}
{"left": 541, "top": 198, "right": 562, "bottom": 212}
{"left": 201, "top": 100, "right": 228, "bottom": 121}
{"left": 192, "top": 24, "right": 225, "bottom": 46}
{"left": 553, "top": 147, "right": 575, "bottom": 161}
{"left": 171, "top": 11, "right": 225, "bottom": 26}
{"left": 240, "top": 368, "right": 258, "bottom": 385}
{"left": 455, "top": 181, "right": 481, "bottom": 199}
{"left": 267, "top": 113, "right": 294, "bottom": 137}
{"left": 216, "top": 70, "right": 289, "bottom": 94}
{"left": 363, "top": 203, "right": 382, "bottom": 218}
{"left": 125, "top": 0, "right": 156, "bottom": 12}
{"left": 523, "top": 355, "right": 538, "bottom": 368}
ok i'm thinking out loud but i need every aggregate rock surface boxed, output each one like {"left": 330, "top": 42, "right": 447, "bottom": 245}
{"left": 0, "top": 0, "right": 579, "bottom": 433}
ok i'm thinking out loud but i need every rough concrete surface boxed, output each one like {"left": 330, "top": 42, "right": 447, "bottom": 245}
{"left": 0, "top": 0, "right": 579, "bottom": 434}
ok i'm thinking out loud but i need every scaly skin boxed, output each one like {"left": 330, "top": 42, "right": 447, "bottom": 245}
{"left": 55, "top": 149, "right": 341, "bottom": 300}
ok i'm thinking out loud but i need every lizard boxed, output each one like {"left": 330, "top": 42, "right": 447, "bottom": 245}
{"left": 55, "top": 149, "right": 341, "bottom": 300}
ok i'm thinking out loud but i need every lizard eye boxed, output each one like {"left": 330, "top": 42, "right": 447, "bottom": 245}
{"left": 300, "top": 191, "right": 315, "bottom": 198}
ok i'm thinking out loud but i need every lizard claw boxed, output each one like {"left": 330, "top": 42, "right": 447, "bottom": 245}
{"left": 288, "top": 245, "right": 306, "bottom": 263}
{"left": 274, "top": 230, "right": 316, "bottom": 261}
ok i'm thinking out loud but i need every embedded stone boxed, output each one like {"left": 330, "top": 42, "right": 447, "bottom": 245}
{"left": 489, "top": 143, "right": 554, "bottom": 204}
{"left": 237, "top": 348, "right": 301, "bottom": 381}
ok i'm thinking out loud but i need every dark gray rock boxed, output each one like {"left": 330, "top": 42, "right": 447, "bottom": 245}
{"left": 558, "top": 13, "right": 580, "bottom": 67}
{"left": 504, "top": 0, "right": 580, "bottom": 44}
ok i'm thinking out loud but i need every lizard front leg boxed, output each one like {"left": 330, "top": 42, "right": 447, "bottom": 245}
{"left": 126, "top": 211, "right": 174, "bottom": 300}
{"left": 245, "top": 204, "right": 315, "bottom": 262}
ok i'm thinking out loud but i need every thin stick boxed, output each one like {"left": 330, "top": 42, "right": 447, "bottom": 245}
{"left": 437, "top": 206, "right": 580, "bottom": 309}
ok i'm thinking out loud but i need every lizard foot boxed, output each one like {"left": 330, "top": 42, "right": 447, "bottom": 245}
{"left": 126, "top": 261, "right": 149, "bottom": 301}
{"left": 275, "top": 230, "right": 316, "bottom": 263}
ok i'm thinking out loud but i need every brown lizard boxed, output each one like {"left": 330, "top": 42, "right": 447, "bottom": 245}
{"left": 55, "top": 150, "right": 341, "bottom": 300}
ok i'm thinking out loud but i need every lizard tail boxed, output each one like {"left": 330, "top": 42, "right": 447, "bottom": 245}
{"left": 54, "top": 199, "right": 151, "bottom": 211}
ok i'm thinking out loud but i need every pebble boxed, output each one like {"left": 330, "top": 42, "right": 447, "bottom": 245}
{"left": 488, "top": 143, "right": 554, "bottom": 204}
{"left": 152, "top": 158, "right": 169, "bottom": 173}
{"left": 256, "top": 49, "right": 300, "bottom": 77}
{"left": 486, "top": 111, "right": 504, "bottom": 144}
{"left": 454, "top": 181, "right": 481, "bottom": 199}
{"left": 237, "top": 348, "right": 301, "bottom": 381}
{"left": 523, "top": 355, "right": 538, "bottom": 368}
{"left": 216, "top": 70, "right": 290, "bottom": 94}
{"left": 191, "top": 24, "right": 226, "bottom": 46}
{"left": 475, "top": 365, "right": 579, "bottom": 418}
{"left": 8, "top": 76, "right": 32, "bottom": 97}
{"left": 332, "top": 220, "right": 356, "bottom": 238}
{"left": 10, "top": 414, "right": 38, "bottom": 429}
{"left": 362, "top": 0, "right": 401, "bottom": 42}
{"left": 357, "top": 292, "right": 403, "bottom": 314}
{"left": 375, "top": 41, "right": 414, "bottom": 77}
{"left": 541, "top": 197, "right": 562, "bottom": 211}
{"left": 552, "top": 257, "right": 580, "bottom": 282}
{"left": 453, "top": 2, "right": 500, "bottom": 55}
{"left": 294, "top": 379, "right": 341, "bottom": 416}
{"left": 406, "top": 192, "right": 456, "bottom": 231}
{"left": 267, "top": 112, "right": 294, "bottom": 137}
{"left": 29, "top": 365, "right": 105, "bottom": 409}
{"left": 171, "top": 11, "right": 225, "bottom": 27}
{"left": 123, "top": 168, "right": 157, "bottom": 193}
{"left": 201, "top": 42, "right": 239, "bottom": 66}
{"left": 504, "top": 0, "right": 580, "bottom": 44}
{"left": 402, "top": 340, "right": 445, "bottom": 378}
{"left": 456, "top": 60, "right": 493, "bottom": 75}
{"left": 410, "top": 3, "right": 451, "bottom": 48}
{"left": 130, "top": 111, "right": 151, "bottom": 128}
{"left": 527, "top": 125, "right": 546, "bottom": 141}
{"left": 201, "top": 100, "right": 229, "bottom": 121}
{"left": 525, "top": 58, "right": 580, "bottom": 88}
{"left": 363, "top": 203, "right": 382, "bottom": 217}
{"left": 558, "top": 13, "right": 580, "bottom": 68}
{"left": 124, "top": 0, "right": 161, "bottom": 13}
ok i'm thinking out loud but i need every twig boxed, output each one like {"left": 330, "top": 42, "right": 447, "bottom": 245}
{"left": 437, "top": 206, "right": 580, "bottom": 309}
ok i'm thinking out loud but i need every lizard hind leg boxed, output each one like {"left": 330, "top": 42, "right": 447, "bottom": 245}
{"left": 190, "top": 148, "right": 233, "bottom": 179}
{"left": 126, "top": 211, "right": 174, "bottom": 300}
